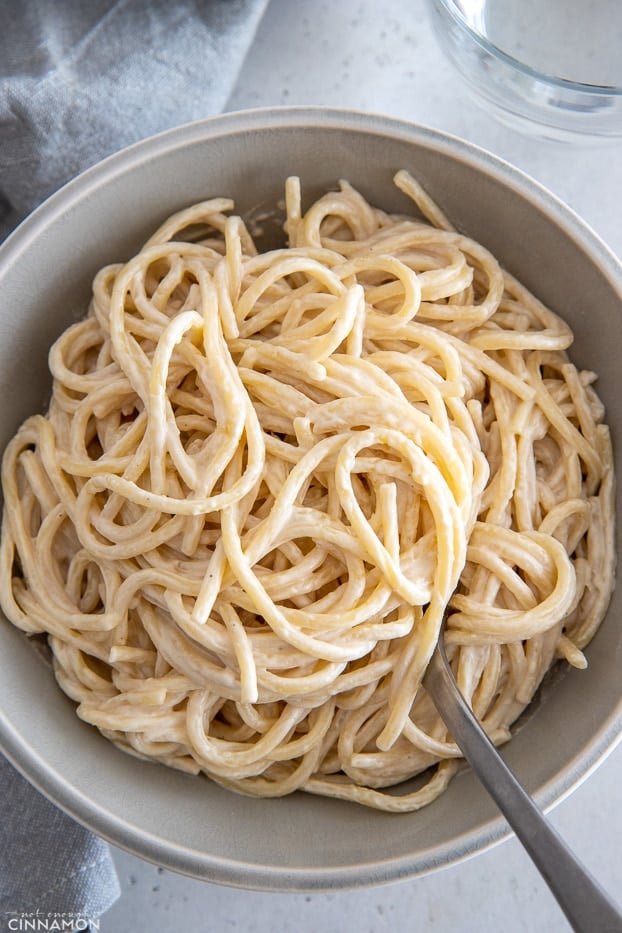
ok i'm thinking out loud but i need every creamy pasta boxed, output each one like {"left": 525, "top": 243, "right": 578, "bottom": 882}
{"left": 0, "top": 173, "right": 614, "bottom": 811}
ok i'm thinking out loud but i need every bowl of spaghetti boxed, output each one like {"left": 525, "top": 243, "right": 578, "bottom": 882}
{"left": 0, "top": 107, "right": 619, "bottom": 889}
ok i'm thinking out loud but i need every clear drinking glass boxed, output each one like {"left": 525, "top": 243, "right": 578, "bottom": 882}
{"left": 428, "top": 0, "right": 622, "bottom": 138}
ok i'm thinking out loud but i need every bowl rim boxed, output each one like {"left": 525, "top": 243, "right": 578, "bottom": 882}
{"left": 430, "top": 0, "right": 622, "bottom": 96}
{"left": 0, "top": 105, "right": 621, "bottom": 890}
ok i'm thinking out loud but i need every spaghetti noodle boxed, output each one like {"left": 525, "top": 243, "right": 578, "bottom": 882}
{"left": 0, "top": 173, "right": 614, "bottom": 811}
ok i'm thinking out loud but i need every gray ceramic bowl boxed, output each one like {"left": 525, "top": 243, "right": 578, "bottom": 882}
{"left": 0, "top": 107, "right": 620, "bottom": 891}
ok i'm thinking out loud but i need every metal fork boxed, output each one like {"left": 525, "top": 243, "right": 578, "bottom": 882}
{"left": 422, "top": 619, "right": 622, "bottom": 932}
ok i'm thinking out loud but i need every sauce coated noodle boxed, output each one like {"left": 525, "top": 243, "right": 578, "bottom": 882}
{"left": 0, "top": 172, "right": 614, "bottom": 811}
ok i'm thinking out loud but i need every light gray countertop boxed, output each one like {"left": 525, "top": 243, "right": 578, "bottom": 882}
{"left": 101, "top": 2, "right": 622, "bottom": 930}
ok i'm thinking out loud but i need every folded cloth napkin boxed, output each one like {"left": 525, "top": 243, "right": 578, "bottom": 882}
{"left": 0, "top": 758, "right": 121, "bottom": 924}
{"left": 0, "top": 0, "right": 269, "bottom": 240}
{"left": 0, "top": 0, "right": 269, "bottom": 924}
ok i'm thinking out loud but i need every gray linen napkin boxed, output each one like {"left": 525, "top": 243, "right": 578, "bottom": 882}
{"left": 0, "top": 0, "right": 269, "bottom": 924}
{"left": 0, "top": 0, "right": 269, "bottom": 239}
{"left": 0, "top": 759, "right": 121, "bottom": 924}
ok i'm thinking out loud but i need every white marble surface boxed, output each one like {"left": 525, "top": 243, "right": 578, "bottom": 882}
{"left": 101, "top": 1, "right": 622, "bottom": 930}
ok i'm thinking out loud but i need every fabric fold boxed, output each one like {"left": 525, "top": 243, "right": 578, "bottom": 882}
{"left": 0, "top": 757, "right": 121, "bottom": 919}
{"left": 0, "top": 0, "right": 270, "bottom": 239}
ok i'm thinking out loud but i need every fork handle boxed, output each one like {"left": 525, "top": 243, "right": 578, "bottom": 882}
{"left": 425, "top": 651, "right": 622, "bottom": 933}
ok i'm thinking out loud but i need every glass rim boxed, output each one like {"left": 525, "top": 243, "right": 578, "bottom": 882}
{"left": 433, "top": 0, "right": 622, "bottom": 98}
